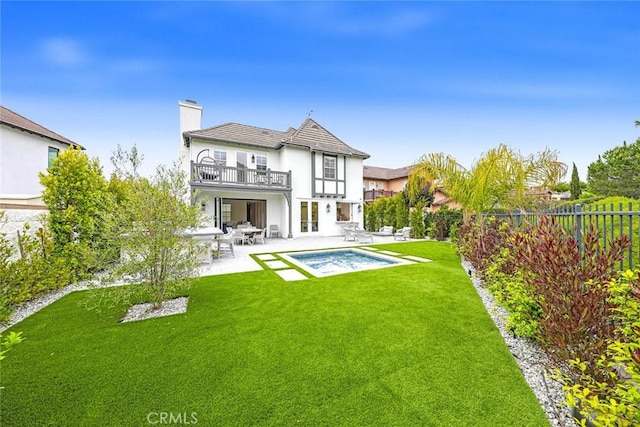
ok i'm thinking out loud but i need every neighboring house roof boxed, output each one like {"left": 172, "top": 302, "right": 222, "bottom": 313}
{"left": 0, "top": 106, "right": 83, "bottom": 149}
{"left": 184, "top": 118, "right": 369, "bottom": 159}
{"left": 363, "top": 165, "right": 413, "bottom": 180}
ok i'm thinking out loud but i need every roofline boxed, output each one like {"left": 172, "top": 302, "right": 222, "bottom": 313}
{"left": 1, "top": 122, "right": 85, "bottom": 150}
{"left": 184, "top": 133, "right": 281, "bottom": 151}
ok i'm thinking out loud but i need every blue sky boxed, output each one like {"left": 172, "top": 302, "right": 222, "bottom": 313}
{"left": 2, "top": 1, "right": 638, "bottom": 180}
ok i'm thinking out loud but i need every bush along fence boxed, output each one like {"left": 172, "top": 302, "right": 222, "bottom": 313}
{"left": 492, "top": 201, "right": 640, "bottom": 270}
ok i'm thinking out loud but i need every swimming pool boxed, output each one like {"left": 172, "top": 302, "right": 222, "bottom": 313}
{"left": 280, "top": 248, "right": 414, "bottom": 277}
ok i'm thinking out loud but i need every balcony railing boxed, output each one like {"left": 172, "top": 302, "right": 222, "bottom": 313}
{"left": 191, "top": 161, "right": 291, "bottom": 190}
{"left": 363, "top": 189, "right": 397, "bottom": 202}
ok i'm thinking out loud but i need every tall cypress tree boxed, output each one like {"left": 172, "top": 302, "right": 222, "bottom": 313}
{"left": 570, "top": 162, "right": 581, "bottom": 200}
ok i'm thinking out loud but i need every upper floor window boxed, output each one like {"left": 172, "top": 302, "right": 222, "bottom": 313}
{"left": 324, "top": 156, "right": 336, "bottom": 180}
{"left": 255, "top": 154, "right": 267, "bottom": 171}
{"left": 48, "top": 147, "right": 59, "bottom": 168}
{"left": 213, "top": 149, "right": 227, "bottom": 165}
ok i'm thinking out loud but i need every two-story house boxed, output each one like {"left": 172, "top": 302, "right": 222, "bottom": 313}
{"left": 0, "top": 106, "right": 83, "bottom": 207}
{"left": 178, "top": 101, "right": 369, "bottom": 238}
{"left": 362, "top": 165, "right": 412, "bottom": 202}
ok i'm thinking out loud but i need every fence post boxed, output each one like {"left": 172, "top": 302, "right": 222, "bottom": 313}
{"left": 575, "top": 204, "right": 582, "bottom": 252}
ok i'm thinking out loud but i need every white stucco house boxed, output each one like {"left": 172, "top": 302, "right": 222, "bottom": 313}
{"left": 178, "top": 100, "right": 369, "bottom": 238}
{"left": 0, "top": 105, "right": 83, "bottom": 207}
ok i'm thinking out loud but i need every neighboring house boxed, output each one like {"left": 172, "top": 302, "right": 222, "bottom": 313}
{"left": 551, "top": 191, "right": 571, "bottom": 201}
{"left": 178, "top": 100, "right": 369, "bottom": 238}
{"left": 362, "top": 165, "right": 413, "bottom": 202}
{"left": 427, "top": 188, "right": 462, "bottom": 213}
{"left": 0, "top": 106, "right": 83, "bottom": 207}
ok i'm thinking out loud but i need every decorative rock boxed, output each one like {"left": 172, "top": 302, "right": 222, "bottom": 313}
{"left": 462, "top": 258, "right": 574, "bottom": 427}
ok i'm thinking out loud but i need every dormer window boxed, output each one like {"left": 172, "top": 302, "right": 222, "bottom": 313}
{"left": 324, "top": 155, "right": 336, "bottom": 180}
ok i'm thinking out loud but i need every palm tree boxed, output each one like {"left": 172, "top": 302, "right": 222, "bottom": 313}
{"left": 406, "top": 144, "right": 567, "bottom": 223}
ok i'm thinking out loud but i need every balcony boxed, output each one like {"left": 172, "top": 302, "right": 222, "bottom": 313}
{"left": 191, "top": 161, "right": 291, "bottom": 190}
{"left": 363, "top": 189, "right": 397, "bottom": 202}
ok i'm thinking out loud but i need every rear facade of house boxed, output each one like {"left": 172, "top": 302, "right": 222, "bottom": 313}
{"left": 178, "top": 101, "right": 369, "bottom": 238}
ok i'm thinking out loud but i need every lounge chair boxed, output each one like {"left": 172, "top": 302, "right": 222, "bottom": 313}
{"left": 373, "top": 226, "right": 394, "bottom": 236}
{"left": 394, "top": 227, "right": 411, "bottom": 241}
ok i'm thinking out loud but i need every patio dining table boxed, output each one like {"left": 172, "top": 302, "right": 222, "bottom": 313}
{"left": 237, "top": 227, "right": 262, "bottom": 245}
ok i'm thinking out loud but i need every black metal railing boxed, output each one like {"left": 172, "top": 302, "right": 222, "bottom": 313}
{"left": 490, "top": 202, "right": 640, "bottom": 270}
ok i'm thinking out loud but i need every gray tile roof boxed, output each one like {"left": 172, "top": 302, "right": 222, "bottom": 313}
{"left": 363, "top": 165, "right": 414, "bottom": 180}
{"left": 184, "top": 118, "right": 369, "bottom": 159}
{"left": 0, "top": 106, "right": 82, "bottom": 148}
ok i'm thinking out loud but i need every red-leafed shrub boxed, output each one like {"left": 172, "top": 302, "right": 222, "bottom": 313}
{"left": 457, "top": 217, "right": 514, "bottom": 277}
{"left": 509, "top": 216, "right": 630, "bottom": 381}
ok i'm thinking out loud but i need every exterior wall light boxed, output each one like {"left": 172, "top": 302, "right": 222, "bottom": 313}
{"left": 326, "top": 203, "right": 331, "bottom": 213}
{"left": 251, "top": 154, "right": 255, "bottom": 163}
{"left": 357, "top": 204, "right": 362, "bottom": 213}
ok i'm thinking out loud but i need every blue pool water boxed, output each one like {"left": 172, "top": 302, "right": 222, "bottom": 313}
{"left": 281, "top": 248, "right": 412, "bottom": 277}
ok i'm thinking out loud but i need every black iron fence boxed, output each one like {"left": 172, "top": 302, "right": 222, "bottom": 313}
{"left": 491, "top": 202, "right": 640, "bottom": 270}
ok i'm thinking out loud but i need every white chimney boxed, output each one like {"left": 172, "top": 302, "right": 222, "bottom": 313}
{"left": 178, "top": 100, "right": 203, "bottom": 183}
{"left": 179, "top": 99, "right": 202, "bottom": 137}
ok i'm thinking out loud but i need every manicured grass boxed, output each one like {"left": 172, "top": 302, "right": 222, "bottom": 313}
{"left": 1, "top": 241, "right": 548, "bottom": 426}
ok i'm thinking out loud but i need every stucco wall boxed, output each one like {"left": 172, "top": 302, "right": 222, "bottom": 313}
{"left": 0, "top": 125, "right": 68, "bottom": 196}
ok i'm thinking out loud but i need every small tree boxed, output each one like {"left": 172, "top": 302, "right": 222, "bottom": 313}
{"left": 39, "top": 147, "right": 113, "bottom": 280}
{"left": 570, "top": 163, "right": 581, "bottom": 200}
{"left": 105, "top": 147, "right": 204, "bottom": 309}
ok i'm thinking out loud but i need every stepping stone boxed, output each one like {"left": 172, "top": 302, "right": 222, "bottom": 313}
{"left": 256, "top": 254, "right": 277, "bottom": 261}
{"left": 275, "top": 269, "right": 308, "bottom": 281}
{"left": 265, "top": 260, "right": 289, "bottom": 269}
{"left": 378, "top": 250, "right": 401, "bottom": 256}
{"left": 403, "top": 255, "right": 432, "bottom": 263}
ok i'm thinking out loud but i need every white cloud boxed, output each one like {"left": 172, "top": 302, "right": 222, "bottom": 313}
{"left": 39, "top": 37, "right": 89, "bottom": 67}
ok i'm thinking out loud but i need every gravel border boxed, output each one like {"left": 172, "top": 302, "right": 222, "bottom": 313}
{"left": 461, "top": 258, "right": 575, "bottom": 427}
{"left": 120, "top": 296, "right": 189, "bottom": 323}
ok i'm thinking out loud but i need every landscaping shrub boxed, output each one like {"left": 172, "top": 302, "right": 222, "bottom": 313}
{"left": 562, "top": 269, "right": 640, "bottom": 426}
{"left": 409, "top": 200, "right": 426, "bottom": 238}
{"left": 0, "top": 218, "right": 70, "bottom": 323}
{"left": 457, "top": 216, "right": 513, "bottom": 277}
{"left": 484, "top": 248, "right": 540, "bottom": 339}
{"left": 425, "top": 206, "right": 462, "bottom": 241}
{"left": 509, "top": 216, "right": 630, "bottom": 382}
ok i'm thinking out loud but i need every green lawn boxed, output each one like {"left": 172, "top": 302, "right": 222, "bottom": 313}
{"left": 1, "top": 241, "right": 548, "bottom": 426}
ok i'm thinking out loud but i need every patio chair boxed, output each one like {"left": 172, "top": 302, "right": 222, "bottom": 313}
{"left": 356, "top": 229, "right": 374, "bottom": 243}
{"left": 217, "top": 231, "right": 235, "bottom": 257}
{"left": 192, "top": 235, "right": 215, "bottom": 265}
{"left": 269, "top": 224, "right": 281, "bottom": 238}
{"left": 253, "top": 228, "right": 267, "bottom": 244}
{"left": 394, "top": 227, "right": 411, "bottom": 241}
{"left": 343, "top": 226, "right": 357, "bottom": 241}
